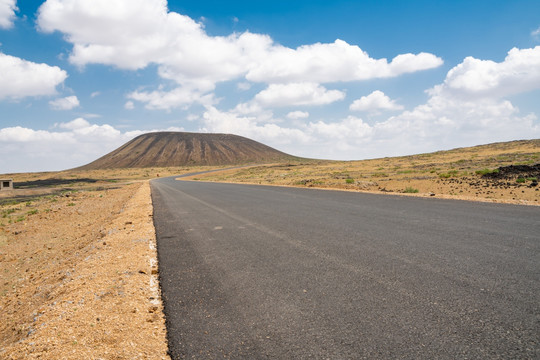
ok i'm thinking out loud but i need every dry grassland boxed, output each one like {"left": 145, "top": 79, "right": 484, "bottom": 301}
{"left": 0, "top": 166, "right": 220, "bottom": 359}
{"left": 0, "top": 140, "right": 538, "bottom": 358}
{"left": 188, "top": 139, "right": 540, "bottom": 205}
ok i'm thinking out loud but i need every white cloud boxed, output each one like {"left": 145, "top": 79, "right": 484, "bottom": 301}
{"left": 49, "top": 95, "right": 80, "bottom": 110}
{"left": 127, "top": 86, "right": 216, "bottom": 111}
{"left": 124, "top": 100, "right": 134, "bottom": 110}
{"left": 287, "top": 111, "right": 309, "bottom": 120}
{"left": 368, "top": 47, "right": 540, "bottom": 153}
{"left": 37, "top": 0, "right": 270, "bottom": 86}
{"left": 201, "top": 106, "right": 311, "bottom": 146}
{"left": 0, "top": 52, "right": 67, "bottom": 100}
{"left": 309, "top": 116, "right": 373, "bottom": 140}
{"left": 433, "top": 46, "right": 540, "bottom": 99}
{"left": 370, "top": 97, "right": 539, "bottom": 157}
{"left": 246, "top": 40, "right": 443, "bottom": 83}
{"left": 197, "top": 49, "right": 540, "bottom": 160}
{"left": 90, "top": 91, "right": 100, "bottom": 98}
{"left": 0, "top": 119, "right": 187, "bottom": 173}
{"left": 56, "top": 117, "right": 90, "bottom": 130}
{"left": 237, "top": 82, "right": 252, "bottom": 91}
{"left": 532, "top": 26, "right": 540, "bottom": 40}
{"left": 199, "top": 106, "right": 377, "bottom": 159}
{"left": 350, "top": 90, "right": 403, "bottom": 112}
{"left": 0, "top": 122, "right": 125, "bottom": 172}
{"left": 255, "top": 83, "right": 345, "bottom": 107}
{"left": 0, "top": 0, "right": 17, "bottom": 29}
{"left": 37, "top": 0, "right": 442, "bottom": 109}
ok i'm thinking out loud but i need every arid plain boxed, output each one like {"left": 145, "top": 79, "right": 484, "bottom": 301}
{"left": 1, "top": 139, "right": 539, "bottom": 358}
{"left": 188, "top": 139, "right": 540, "bottom": 205}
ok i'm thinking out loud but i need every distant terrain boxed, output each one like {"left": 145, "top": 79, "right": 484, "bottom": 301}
{"left": 1, "top": 136, "right": 539, "bottom": 206}
{"left": 188, "top": 139, "right": 540, "bottom": 205}
{"left": 1, "top": 137, "right": 538, "bottom": 358}
{"left": 78, "top": 132, "right": 297, "bottom": 170}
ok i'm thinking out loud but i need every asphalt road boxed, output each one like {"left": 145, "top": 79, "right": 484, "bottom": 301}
{"left": 151, "top": 175, "right": 539, "bottom": 359}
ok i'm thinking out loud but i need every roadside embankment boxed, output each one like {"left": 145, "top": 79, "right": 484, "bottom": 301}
{"left": 0, "top": 182, "right": 170, "bottom": 359}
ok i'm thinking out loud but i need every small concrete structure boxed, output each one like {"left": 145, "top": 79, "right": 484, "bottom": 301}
{"left": 0, "top": 179, "right": 13, "bottom": 191}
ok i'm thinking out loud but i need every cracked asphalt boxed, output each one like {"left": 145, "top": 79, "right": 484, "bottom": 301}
{"left": 151, "top": 175, "right": 539, "bottom": 359}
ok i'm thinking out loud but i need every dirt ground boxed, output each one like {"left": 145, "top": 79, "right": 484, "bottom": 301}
{"left": 0, "top": 139, "right": 538, "bottom": 358}
{"left": 189, "top": 139, "right": 540, "bottom": 206}
{"left": 0, "top": 182, "right": 169, "bottom": 359}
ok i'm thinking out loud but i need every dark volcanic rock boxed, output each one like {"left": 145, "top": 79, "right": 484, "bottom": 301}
{"left": 77, "top": 132, "right": 298, "bottom": 169}
{"left": 482, "top": 164, "right": 540, "bottom": 180}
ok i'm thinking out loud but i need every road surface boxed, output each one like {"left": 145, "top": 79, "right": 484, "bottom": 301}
{"left": 151, "top": 175, "right": 539, "bottom": 359}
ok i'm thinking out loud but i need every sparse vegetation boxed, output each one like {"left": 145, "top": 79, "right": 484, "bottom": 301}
{"left": 403, "top": 187, "right": 419, "bottom": 193}
{"left": 184, "top": 139, "right": 539, "bottom": 204}
{"left": 439, "top": 170, "right": 459, "bottom": 178}
{"left": 475, "top": 168, "right": 499, "bottom": 175}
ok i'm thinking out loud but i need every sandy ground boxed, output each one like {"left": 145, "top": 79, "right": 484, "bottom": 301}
{"left": 188, "top": 140, "right": 540, "bottom": 206}
{"left": 0, "top": 182, "right": 169, "bottom": 359}
{"left": 0, "top": 140, "right": 538, "bottom": 358}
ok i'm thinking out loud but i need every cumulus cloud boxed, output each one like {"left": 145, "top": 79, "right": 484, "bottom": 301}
{"left": 201, "top": 106, "right": 311, "bottom": 146}
{"left": 255, "top": 83, "right": 345, "bottom": 107}
{"left": 0, "top": 0, "right": 17, "bottom": 29}
{"left": 287, "top": 111, "right": 309, "bottom": 120}
{"left": 199, "top": 106, "right": 377, "bottom": 159}
{"left": 56, "top": 117, "right": 90, "bottom": 130}
{"left": 309, "top": 116, "right": 373, "bottom": 140}
{"left": 368, "top": 47, "right": 540, "bottom": 153}
{"left": 49, "top": 95, "right": 80, "bottom": 110}
{"left": 199, "top": 93, "right": 539, "bottom": 161}
{"left": 432, "top": 46, "right": 540, "bottom": 99}
{"left": 127, "top": 86, "right": 216, "bottom": 111}
{"left": 0, "top": 52, "right": 68, "bottom": 100}
{"left": 0, "top": 119, "right": 185, "bottom": 172}
{"left": 37, "top": 0, "right": 442, "bottom": 110}
{"left": 350, "top": 90, "right": 404, "bottom": 112}
{"left": 124, "top": 100, "right": 134, "bottom": 110}
{"left": 246, "top": 40, "right": 443, "bottom": 83}
{"left": 197, "top": 47, "right": 540, "bottom": 160}
{"left": 0, "top": 121, "right": 123, "bottom": 172}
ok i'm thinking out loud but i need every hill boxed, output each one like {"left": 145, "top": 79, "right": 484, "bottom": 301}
{"left": 78, "top": 132, "right": 296, "bottom": 169}
{"left": 189, "top": 139, "right": 540, "bottom": 205}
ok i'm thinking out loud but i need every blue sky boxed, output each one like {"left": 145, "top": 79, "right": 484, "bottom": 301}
{"left": 1, "top": 0, "right": 540, "bottom": 173}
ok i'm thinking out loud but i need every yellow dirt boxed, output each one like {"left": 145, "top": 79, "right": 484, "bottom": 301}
{"left": 0, "top": 139, "right": 538, "bottom": 358}
{"left": 187, "top": 139, "right": 540, "bottom": 205}
{"left": 0, "top": 182, "right": 169, "bottom": 359}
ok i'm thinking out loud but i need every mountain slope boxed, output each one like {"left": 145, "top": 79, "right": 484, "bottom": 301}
{"left": 78, "top": 132, "right": 296, "bottom": 169}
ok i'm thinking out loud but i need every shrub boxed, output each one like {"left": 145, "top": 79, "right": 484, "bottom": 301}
{"left": 345, "top": 178, "right": 355, "bottom": 184}
{"left": 475, "top": 168, "right": 499, "bottom": 175}
{"left": 403, "top": 187, "right": 419, "bottom": 193}
{"left": 439, "top": 170, "right": 459, "bottom": 178}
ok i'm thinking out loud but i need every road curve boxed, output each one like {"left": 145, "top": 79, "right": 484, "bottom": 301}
{"left": 151, "top": 175, "right": 539, "bottom": 359}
